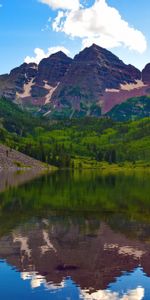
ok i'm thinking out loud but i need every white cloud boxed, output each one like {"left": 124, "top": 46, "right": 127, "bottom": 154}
{"left": 52, "top": 0, "right": 147, "bottom": 53}
{"left": 81, "top": 287, "right": 144, "bottom": 300}
{"left": 39, "top": 0, "right": 80, "bottom": 11}
{"left": 52, "top": 11, "right": 66, "bottom": 32}
{"left": 24, "top": 46, "right": 70, "bottom": 64}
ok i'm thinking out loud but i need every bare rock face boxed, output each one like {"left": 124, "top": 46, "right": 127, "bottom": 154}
{"left": 36, "top": 51, "right": 72, "bottom": 86}
{"left": 0, "top": 63, "right": 38, "bottom": 100}
{"left": 142, "top": 63, "right": 150, "bottom": 84}
{"left": 30, "top": 51, "right": 72, "bottom": 105}
{"left": 1, "top": 44, "right": 150, "bottom": 117}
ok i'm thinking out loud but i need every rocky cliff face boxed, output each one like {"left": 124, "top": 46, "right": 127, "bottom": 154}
{"left": 31, "top": 51, "right": 72, "bottom": 105}
{"left": 142, "top": 63, "right": 150, "bottom": 84}
{"left": 0, "top": 44, "right": 150, "bottom": 117}
{"left": 37, "top": 51, "right": 72, "bottom": 86}
{"left": 0, "top": 63, "right": 38, "bottom": 100}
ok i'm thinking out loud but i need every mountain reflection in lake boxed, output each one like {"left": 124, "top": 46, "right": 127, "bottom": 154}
{"left": 0, "top": 170, "right": 150, "bottom": 299}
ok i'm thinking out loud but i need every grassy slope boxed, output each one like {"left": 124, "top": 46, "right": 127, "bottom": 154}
{"left": 0, "top": 97, "right": 46, "bottom": 135}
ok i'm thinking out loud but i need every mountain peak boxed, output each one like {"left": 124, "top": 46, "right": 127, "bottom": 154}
{"left": 42, "top": 51, "right": 72, "bottom": 63}
{"left": 90, "top": 43, "right": 104, "bottom": 50}
{"left": 51, "top": 50, "right": 69, "bottom": 57}
{"left": 85, "top": 43, "right": 113, "bottom": 53}
{"left": 74, "top": 43, "right": 123, "bottom": 64}
{"left": 35, "top": 50, "right": 72, "bottom": 87}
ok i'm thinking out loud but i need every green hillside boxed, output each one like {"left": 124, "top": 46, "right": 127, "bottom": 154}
{"left": 0, "top": 97, "right": 45, "bottom": 135}
{"left": 108, "top": 96, "right": 150, "bottom": 121}
{"left": 0, "top": 98, "right": 150, "bottom": 168}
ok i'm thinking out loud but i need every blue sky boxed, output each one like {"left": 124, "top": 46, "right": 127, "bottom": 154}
{"left": 0, "top": 0, "right": 150, "bottom": 74}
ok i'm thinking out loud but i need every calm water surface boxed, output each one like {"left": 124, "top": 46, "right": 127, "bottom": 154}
{"left": 0, "top": 170, "right": 150, "bottom": 299}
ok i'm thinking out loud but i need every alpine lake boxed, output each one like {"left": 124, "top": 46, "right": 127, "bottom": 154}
{"left": 0, "top": 169, "right": 150, "bottom": 300}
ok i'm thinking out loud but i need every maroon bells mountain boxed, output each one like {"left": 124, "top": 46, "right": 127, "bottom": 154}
{"left": 0, "top": 44, "right": 150, "bottom": 117}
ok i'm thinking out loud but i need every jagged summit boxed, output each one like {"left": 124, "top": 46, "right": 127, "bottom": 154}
{"left": 48, "top": 50, "right": 71, "bottom": 60}
{"left": 75, "top": 43, "right": 124, "bottom": 62}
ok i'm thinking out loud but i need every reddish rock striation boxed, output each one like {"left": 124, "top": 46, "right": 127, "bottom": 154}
{"left": 102, "top": 84, "right": 150, "bottom": 114}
